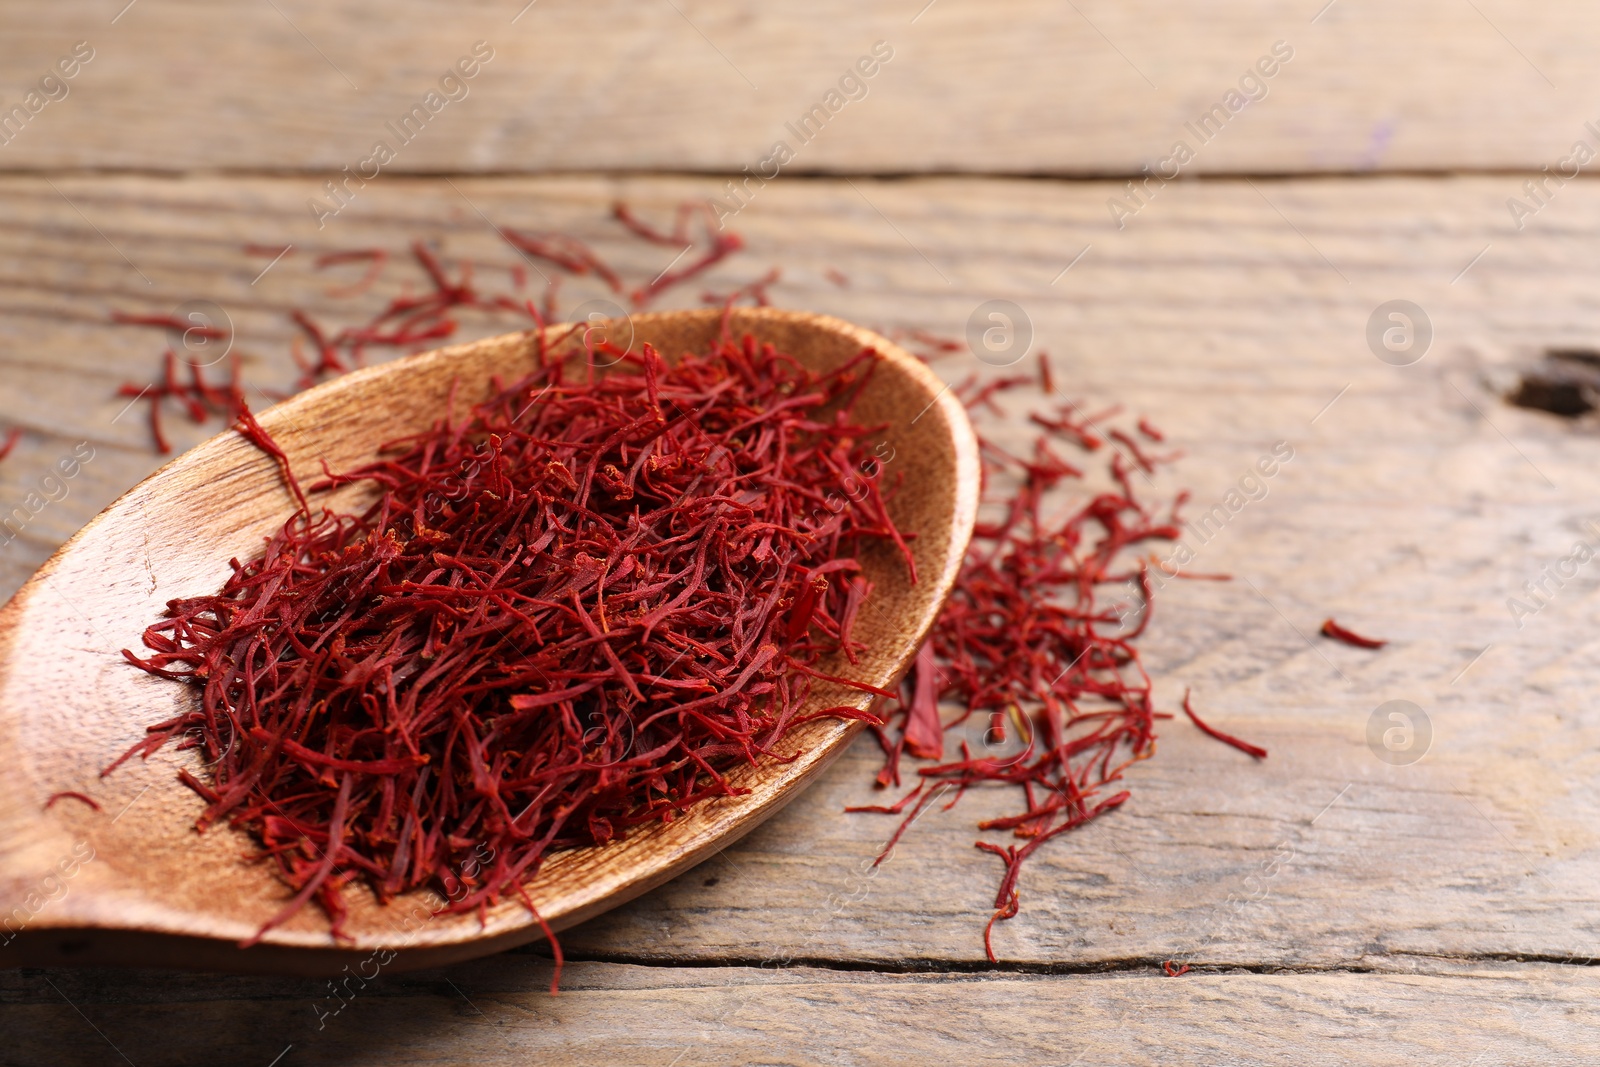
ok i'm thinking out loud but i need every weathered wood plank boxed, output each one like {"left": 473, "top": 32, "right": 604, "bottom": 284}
{"left": 3, "top": 1, "right": 1600, "bottom": 175}
{"left": 3, "top": 174, "right": 1600, "bottom": 979}
{"left": 5, "top": 960, "right": 1600, "bottom": 1066}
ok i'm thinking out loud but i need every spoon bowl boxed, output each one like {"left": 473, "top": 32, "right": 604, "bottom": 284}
{"left": 0, "top": 308, "right": 978, "bottom": 973}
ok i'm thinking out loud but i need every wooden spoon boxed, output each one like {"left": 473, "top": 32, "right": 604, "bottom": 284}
{"left": 0, "top": 308, "right": 978, "bottom": 974}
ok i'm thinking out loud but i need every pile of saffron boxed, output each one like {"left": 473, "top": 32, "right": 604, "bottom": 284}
{"left": 110, "top": 330, "right": 910, "bottom": 983}
{"left": 854, "top": 374, "right": 1261, "bottom": 959}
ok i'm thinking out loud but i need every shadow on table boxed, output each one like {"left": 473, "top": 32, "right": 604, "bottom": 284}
{"left": 2, "top": 942, "right": 565, "bottom": 1067}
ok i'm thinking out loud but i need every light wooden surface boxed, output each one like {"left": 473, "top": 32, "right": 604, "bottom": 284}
{"left": 2, "top": 0, "right": 1600, "bottom": 175}
{"left": 6, "top": 960, "right": 1599, "bottom": 1066}
{"left": 0, "top": 309, "right": 978, "bottom": 970}
{"left": 5, "top": 168, "right": 1600, "bottom": 1057}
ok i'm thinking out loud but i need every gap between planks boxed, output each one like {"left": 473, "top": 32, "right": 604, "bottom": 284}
{"left": 0, "top": 166, "right": 1575, "bottom": 182}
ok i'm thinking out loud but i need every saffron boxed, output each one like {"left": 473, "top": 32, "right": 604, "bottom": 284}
{"left": 1320, "top": 618, "right": 1387, "bottom": 649}
{"left": 1180, "top": 690, "right": 1268, "bottom": 760}
{"left": 45, "top": 791, "right": 102, "bottom": 812}
{"left": 99, "top": 199, "right": 1269, "bottom": 972}
{"left": 857, "top": 381, "right": 1263, "bottom": 960}
{"left": 110, "top": 323, "right": 911, "bottom": 990}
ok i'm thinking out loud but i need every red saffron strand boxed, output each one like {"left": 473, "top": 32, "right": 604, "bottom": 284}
{"left": 703, "top": 268, "right": 780, "bottom": 309}
{"left": 612, "top": 201, "right": 698, "bottom": 246}
{"left": 115, "top": 349, "right": 245, "bottom": 454}
{"left": 499, "top": 228, "right": 624, "bottom": 293}
{"left": 1180, "top": 690, "right": 1267, "bottom": 760}
{"left": 901, "top": 642, "right": 944, "bottom": 760}
{"left": 109, "top": 311, "right": 228, "bottom": 338}
{"left": 1162, "top": 960, "right": 1191, "bottom": 977}
{"left": 45, "top": 791, "right": 102, "bottom": 812}
{"left": 0, "top": 427, "right": 19, "bottom": 463}
{"left": 617, "top": 201, "right": 746, "bottom": 307}
{"left": 315, "top": 248, "right": 388, "bottom": 298}
{"left": 1320, "top": 618, "right": 1387, "bottom": 649}
{"left": 1108, "top": 427, "right": 1165, "bottom": 474}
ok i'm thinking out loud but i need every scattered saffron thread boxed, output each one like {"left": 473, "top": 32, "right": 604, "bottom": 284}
{"left": 853, "top": 374, "right": 1264, "bottom": 960}
{"left": 1180, "top": 690, "right": 1268, "bottom": 761}
{"left": 113, "top": 349, "right": 245, "bottom": 455}
{"left": 855, "top": 377, "right": 1232, "bottom": 960}
{"left": 45, "top": 791, "right": 103, "bottom": 812}
{"left": 114, "top": 204, "right": 763, "bottom": 451}
{"left": 1320, "top": 618, "right": 1387, "bottom": 649}
{"left": 315, "top": 248, "right": 389, "bottom": 298}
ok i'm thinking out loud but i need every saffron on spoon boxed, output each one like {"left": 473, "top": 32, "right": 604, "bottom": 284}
{"left": 109, "top": 322, "right": 911, "bottom": 991}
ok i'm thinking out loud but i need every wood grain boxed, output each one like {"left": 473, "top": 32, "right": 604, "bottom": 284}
{"left": 3, "top": 1, "right": 1600, "bottom": 175}
{"left": 6, "top": 171, "right": 1600, "bottom": 1056}
{"left": 5, "top": 959, "right": 1600, "bottom": 1066}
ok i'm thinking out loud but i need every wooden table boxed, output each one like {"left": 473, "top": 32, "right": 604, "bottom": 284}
{"left": 6, "top": 3, "right": 1600, "bottom": 1063}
